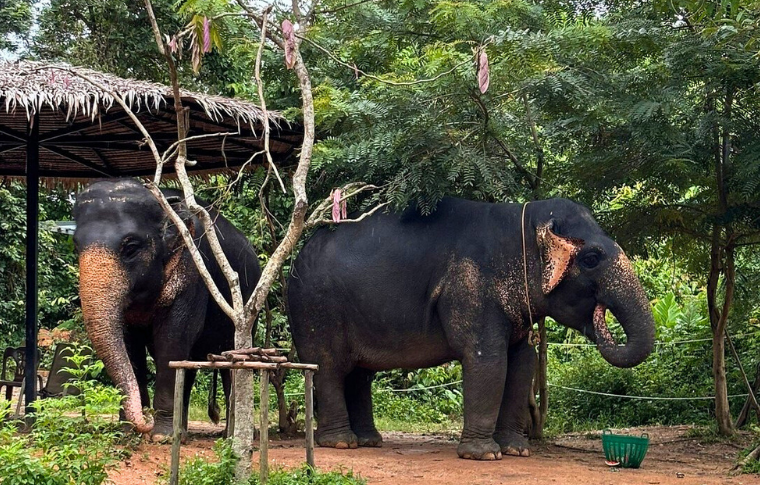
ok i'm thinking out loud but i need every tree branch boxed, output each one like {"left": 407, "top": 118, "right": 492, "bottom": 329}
{"left": 298, "top": 34, "right": 470, "bottom": 86}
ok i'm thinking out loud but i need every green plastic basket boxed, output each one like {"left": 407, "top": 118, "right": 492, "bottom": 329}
{"left": 601, "top": 429, "right": 650, "bottom": 468}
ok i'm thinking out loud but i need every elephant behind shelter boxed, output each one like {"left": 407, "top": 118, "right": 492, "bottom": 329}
{"left": 73, "top": 179, "right": 260, "bottom": 439}
{"left": 287, "top": 197, "right": 655, "bottom": 460}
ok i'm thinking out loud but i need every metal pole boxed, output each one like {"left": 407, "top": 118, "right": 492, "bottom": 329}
{"left": 170, "top": 368, "right": 186, "bottom": 485}
{"left": 305, "top": 370, "right": 314, "bottom": 468}
{"left": 259, "top": 369, "right": 269, "bottom": 484}
{"left": 24, "top": 112, "right": 39, "bottom": 415}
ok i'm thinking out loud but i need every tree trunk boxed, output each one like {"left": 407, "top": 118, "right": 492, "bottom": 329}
{"left": 537, "top": 318, "right": 548, "bottom": 435}
{"left": 735, "top": 362, "right": 760, "bottom": 428}
{"left": 529, "top": 319, "right": 548, "bottom": 439}
{"left": 233, "top": 324, "right": 255, "bottom": 481}
{"left": 707, "top": 226, "right": 735, "bottom": 436}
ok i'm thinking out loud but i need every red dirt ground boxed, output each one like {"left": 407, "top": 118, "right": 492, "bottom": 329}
{"left": 108, "top": 422, "right": 760, "bottom": 485}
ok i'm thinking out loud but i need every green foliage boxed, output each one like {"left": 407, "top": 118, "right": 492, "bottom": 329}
{"left": 0, "top": 0, "right": 31, "bottom": 51}
{"left": 0, "top": 347, "right": 125, "bottom": 485}
{"left": 0, "top": 183, "right": 78, "bottom": 348}
{"left": 175, "top": 440, "right": 237, "bottom": 485}
{"left": 166, "top": 439, "right": 365, "bottom": 485}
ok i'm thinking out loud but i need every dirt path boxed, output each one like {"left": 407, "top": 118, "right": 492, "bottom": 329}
{"left": 109, "top": 423, "right": 759, "bottom": 485}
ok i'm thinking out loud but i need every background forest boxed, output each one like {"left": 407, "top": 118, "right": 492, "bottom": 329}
{"left": 1, "top": 0, "right": 760, "bottom": 440}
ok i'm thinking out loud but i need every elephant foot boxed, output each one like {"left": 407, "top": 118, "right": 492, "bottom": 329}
{"left": 355, "top": 429, "right": 383, "bottom": 447}
{"left": 495, "top": 431, "right": 531, "bottom": 457}
{"left": 316, "top": 429, "right": 359, "bottom": 449}
{"left": 457, "top": 438, "right": 502, "bottom": 460}
{"left": 150, "top": 420, "right": 185, "bottom": 444}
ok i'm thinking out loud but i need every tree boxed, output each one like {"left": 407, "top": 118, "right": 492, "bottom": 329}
{"left": 525, "top": 3, "right": 760, "bottom": 435}
{"left": 0, "top": 0, "right": 31, "bottom": 52}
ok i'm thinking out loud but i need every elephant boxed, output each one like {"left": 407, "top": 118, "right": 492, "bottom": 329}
{"left": 73, "top": 179, "right": 260, "bottom": 440}
{"left": 287, "top": 197, "right": 655, "bottom": 460}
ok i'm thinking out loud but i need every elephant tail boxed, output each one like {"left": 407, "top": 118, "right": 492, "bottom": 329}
{"left": 208, "top": 370, "right": 221, "bottom": 425}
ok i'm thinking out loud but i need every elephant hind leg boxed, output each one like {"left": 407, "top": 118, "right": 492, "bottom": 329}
{"left": 345, "top": 367, "right": 382, "bottom": 447}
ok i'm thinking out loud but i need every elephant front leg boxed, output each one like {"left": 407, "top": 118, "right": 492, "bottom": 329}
{"left": 494, "top": 339, "right": 536, "bottom": 457}
{"left": 151, "top": 360, "right": 196, "bottom": 442}
{"left": 458, "top": 348, "right": 508, "bottom": 461}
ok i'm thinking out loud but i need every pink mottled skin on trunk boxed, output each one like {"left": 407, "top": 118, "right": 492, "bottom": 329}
{"left": 593, "top": 304, "right": 614, "bottom": 346}
{"left": 79, "top": 246, "right": 153, "bottom": 434}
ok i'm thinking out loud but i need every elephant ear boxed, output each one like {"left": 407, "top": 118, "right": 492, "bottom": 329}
{"left": 536, "top": 221, "right": 584, "bottom": 294}
{"left": 162, "top": 196, "right": 196, "bottom": 250}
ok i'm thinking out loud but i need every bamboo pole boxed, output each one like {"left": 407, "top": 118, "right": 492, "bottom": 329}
{"left": 169, "top": 361, "right": 318, "bottom": 371}
{"left": 259, "top": 370, "right": 270, "bottom": 484}
{"left": 305, "top": 370, "right": 315, "bottom": 468}
{"left": 169, "top": 368, "right": 186, "bottom": 485}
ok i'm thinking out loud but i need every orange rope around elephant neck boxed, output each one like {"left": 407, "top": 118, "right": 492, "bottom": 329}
{"left": 521, "top": 202, "right": 536, "bottom": 344}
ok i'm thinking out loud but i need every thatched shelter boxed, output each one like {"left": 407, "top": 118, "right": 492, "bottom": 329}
{"left": 0, "top": 60, "right": 301, "bottom": 181}
{"left": 0, "top": 60, "right": 303, "bottom": 412}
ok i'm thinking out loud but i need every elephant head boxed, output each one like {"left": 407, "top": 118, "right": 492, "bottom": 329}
{"left": 73, "top": 179, "right": 190, "bottom": 433}
{"left": 530, "top": 200, "right": 655, "bottom": 368}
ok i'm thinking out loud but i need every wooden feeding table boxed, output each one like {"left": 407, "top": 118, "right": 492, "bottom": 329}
{"left": 168, "top": 348, "right": 318, "bottom": 485}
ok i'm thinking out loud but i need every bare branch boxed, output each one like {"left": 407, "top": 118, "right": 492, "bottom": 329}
{"left": 317, "top": 0, "right": 376, "bottom": 15}
{"left": 142, "top": 0, "right": 247, "bottom": 328}
{"left": 306, "top": 201, "right": 390, "bottom": 229}
{"left": 254, "top": 6, "right": 287, "bottom": 194}
{"left": 298, "top": 34, "right": 471, "bottom": 86}
{"left": 235, "top": 0, "right": 285, "bottom": 49}
{"left": 161, "top": 132, "right": 240, "bottom": 163}
{"left": 245, "top": 26, "right": 314, "bottom": 318}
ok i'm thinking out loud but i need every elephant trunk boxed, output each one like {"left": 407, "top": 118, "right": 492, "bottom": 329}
{"left": 594, "top": 252, "right": 655, "bottom": 368}
{"left": 79, "top": 246, "right": 153, "bottom": 434}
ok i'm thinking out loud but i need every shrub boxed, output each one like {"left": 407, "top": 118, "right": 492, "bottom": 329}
{"left": 0, "top": 345, "right": 125, "bottom": 485}
{"left": 167, "top": 439, "right": 365, "bottom": 485}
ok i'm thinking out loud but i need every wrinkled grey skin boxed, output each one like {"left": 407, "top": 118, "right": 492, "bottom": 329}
{"left": 73, "top": 179, "right": 260, "bottom": 439}
{"left": 288, "top": 197, "right": 655, "bottom": 460}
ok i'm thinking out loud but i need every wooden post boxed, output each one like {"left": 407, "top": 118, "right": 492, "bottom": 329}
{"left": 305, "top": 370, "right": 315, "bottom": 468}
{"left": 170, "top": 368, "right": 186, "bottom": 485}
{"left": 259, "top": 369, "right": 269, "bottom": 484}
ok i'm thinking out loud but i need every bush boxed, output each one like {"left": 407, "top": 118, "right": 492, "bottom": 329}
{"left": 0, "top": 345, "right": 125, "bottom": 485}
{"left": 168, "top": 439, "right": 365, "bottom": 485}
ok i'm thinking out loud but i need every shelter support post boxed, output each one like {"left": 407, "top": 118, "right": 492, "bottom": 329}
{"left": 24, "top": 112, "right": 39, "bottom": 415}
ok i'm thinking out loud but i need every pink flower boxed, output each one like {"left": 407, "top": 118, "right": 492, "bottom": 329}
{"left": 332, "top": 189, "right": 342, "bottom": 223}
{"left": 203, "top": 17, "right": 211, "bottom": 53}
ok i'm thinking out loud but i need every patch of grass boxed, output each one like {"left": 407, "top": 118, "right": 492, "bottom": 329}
{"left": 256, "top": 466, "right": 365, "bottom": 485}
{"left": 166, "top": 439, "right": 365, "bottom": 485}
{"left": 684, "top": 424, "right": 725, "bottom": 443}
{"left": 374, "top": 416, "right": 460, "bottom": 436}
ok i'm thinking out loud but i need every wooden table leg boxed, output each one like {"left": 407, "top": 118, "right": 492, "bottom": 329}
{"left": 305, "top": 370, "right": 315, "bottom": 468}
{"left": 170, "top": 368, "right": 185, "bottom": 485}
{"left": 260, "top": 369, "right": 269, "bottom": 484}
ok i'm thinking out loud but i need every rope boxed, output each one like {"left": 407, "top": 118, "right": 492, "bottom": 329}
{"left": 547, "top": 333, "right": 758, "bottom": 348}
{"left": 549, "top": 384, "right": 748, "bottom": 401}
{"left": 385, "top": 380, "right": 463, "bottom": 392}
{"left": 280, "top": 380, "right": 747, "bottom": 401}
{"left": 521, "top": 202, "right": 534, "bottom": 335}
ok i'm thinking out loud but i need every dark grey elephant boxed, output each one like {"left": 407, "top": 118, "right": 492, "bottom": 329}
{"left": 287, "top": 197, "right": 655, "bottom": 460}
{"left": 73, "top": 179, "right": 260, "bottom": 439}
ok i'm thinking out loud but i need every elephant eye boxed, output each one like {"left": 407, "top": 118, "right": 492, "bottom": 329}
{"left": 580, "top": 252, "right": 601, "bottom": 269}
{"left": 122, "top": 239, "right": 141, "bottom": 258}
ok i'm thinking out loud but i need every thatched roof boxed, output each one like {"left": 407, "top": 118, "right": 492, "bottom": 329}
{"left": 0, "top": 60, "right": 303, "bottom": 182}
